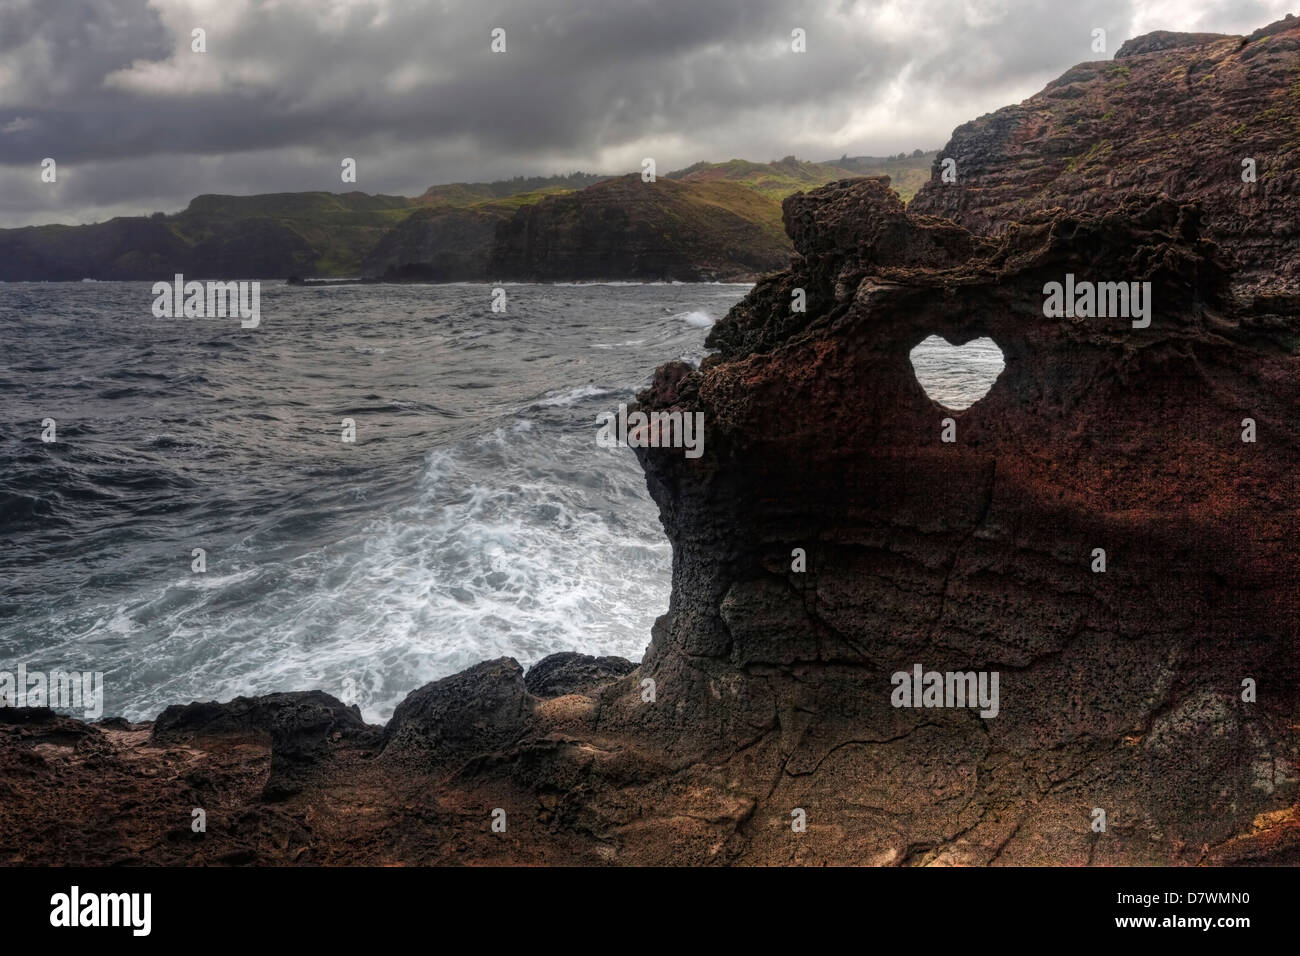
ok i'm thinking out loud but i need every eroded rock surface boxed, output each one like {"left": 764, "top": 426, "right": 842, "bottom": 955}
{"left": 615, "top": 171, "right": 1299, "bottom": 864}
{"left": 910, "top": 13, "right": 1300, "bottom": 302}
{"left": 3, "top": 19, "right": 1298, "bottom": 866}
{"left": 523, "top": 653, "right": 638, "bottom": 698}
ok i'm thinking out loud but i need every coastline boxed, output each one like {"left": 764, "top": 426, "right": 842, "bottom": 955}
{"left": 7, "top": 15, "right": 1300, "bottom": 868}
{"left": 7, "top": 175, "right": 1298, "bottom": 867}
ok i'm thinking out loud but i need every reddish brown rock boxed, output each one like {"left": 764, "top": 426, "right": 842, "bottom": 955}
{"left": 615, "top": 171, "right": 1298, "bottom": 864}
{"left": 910, "top": 13, "right": 1300, "bottom": 310}
{"left": 3, "top": 19, "right": 1297, "bottom": 867}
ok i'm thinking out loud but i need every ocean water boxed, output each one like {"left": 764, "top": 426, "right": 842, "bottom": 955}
{"left": 908, "top": 335, "right": 1006, "bottom": 411}
{"left": 0, "top": 283, "right": 1001, "bottom": 722}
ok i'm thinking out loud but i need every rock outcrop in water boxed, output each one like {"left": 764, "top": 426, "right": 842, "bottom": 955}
{"left": 618, "top": 174, "right": 1298, "bottom": 864}
{"left": 4, "top": 17, "right": 1299, "bottom": 866}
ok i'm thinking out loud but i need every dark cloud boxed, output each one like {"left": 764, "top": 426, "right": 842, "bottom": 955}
{"left": 0, "top": 0, "right": 1293, "bottom": 226}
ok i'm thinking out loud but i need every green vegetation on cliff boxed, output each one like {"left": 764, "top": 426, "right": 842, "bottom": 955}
{"left": 669, "top": 151, "right": 936, "bottom": 202}
{"left": 0, "top": 153, "right": 937, "bottom": 282}
{"left": 488, "top": 175, "right": 793, "bottom": 282}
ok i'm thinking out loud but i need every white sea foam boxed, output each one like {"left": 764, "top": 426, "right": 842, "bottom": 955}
{"left": 677, "top": 310, "right": 714, "bottom": 328}
{"left": 3, "top": 283, "right": 1005, "bottom": 726}
{"left": 534, "top": 384, "right": 621, "bottom": 407}
{"left": 72, "top": 423, "right": 666, "bottom": 724}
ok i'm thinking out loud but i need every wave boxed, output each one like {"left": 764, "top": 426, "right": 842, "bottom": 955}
{"left": 676, "top": 310, "right": 714, "bottom": 328}
{"left": 531, "top": 384, "right": 623, "bottom": 407}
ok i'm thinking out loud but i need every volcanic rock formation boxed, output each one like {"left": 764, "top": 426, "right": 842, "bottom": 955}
{"left": 3, "top": 18, "right": 1299, "bottom": 866}
{"left": 617, "top": 174, "right": 1299, "bottom": 864}
{"left": 910, "top": 12, "right": 1300, "bottom": 302}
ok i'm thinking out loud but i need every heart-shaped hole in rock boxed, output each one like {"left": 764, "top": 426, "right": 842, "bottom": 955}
{"left": 908, "top": 335, "right": 1005, "bottom": 411}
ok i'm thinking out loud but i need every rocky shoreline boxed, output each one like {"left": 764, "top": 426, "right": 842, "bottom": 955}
{"left": 5, "top": 17, "right": 1300, "bottom": 866}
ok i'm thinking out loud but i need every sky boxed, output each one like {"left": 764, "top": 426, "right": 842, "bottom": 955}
{"left": 0, "top": 0, "right": 1294, "bottom": 227}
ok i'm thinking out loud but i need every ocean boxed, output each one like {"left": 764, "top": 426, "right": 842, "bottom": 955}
{"left": 0, "top": 282, "right": 1003, "bottom": 722}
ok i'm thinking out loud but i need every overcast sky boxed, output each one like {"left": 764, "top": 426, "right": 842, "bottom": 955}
{"left": 0, "top": 0, "right": 1293, "bottom": 227}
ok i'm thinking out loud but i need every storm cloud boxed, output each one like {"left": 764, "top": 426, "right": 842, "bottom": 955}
{"left": 0, "top": 0, "right": 1293, "bottom": 226}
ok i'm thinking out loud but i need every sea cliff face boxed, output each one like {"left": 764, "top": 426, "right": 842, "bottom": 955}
{"left": 361, "top": 205, "right": 508, "bottom": 281}
{"left": 3, "top": 20, "right": 1299, "bottom": 866}
{"left": 487, "top": 175, "right": 791, "bottom": 282}
{"left": 910, "top": 13, "right": 1300, "bottom": 301}
{"left": 1, "top": 160, "right": 884, "bottom": 283}
{"left": 0, "top": 193, "right": 401, "bottom": 281}
{"left": 365, "top": 175, "right": 794, "bottom": 283}
{"left": 0, "top": 157, "right": 936, "bottom": 284}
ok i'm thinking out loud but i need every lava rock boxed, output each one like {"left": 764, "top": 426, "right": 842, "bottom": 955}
{"left": 382, "top": 658, "right": 533, "bottom": 767}
{"left": 523, "top": 652, "right": 637, "bottom": 698}
{"left": 154, "top": 692, "right": 373, "bottom": 801}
